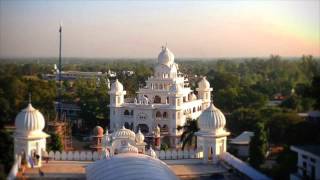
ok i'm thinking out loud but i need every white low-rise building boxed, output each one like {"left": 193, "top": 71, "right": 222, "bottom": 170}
{"left": 109, "top": 47, "right": 212, "bottom": 147}
{"left": 229, "top": 131, "right": 254, "bottom": 158}
{"left": 290, "top": 145, "right": 320, "bottom": 180}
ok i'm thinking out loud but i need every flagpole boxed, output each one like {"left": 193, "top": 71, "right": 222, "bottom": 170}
{"left": 58, "top": 23, "right": 62, "bottom": 121}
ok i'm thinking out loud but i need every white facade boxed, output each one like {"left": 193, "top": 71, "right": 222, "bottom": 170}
{"left": 290, "top": 145, "right": 320, "bottom": 180}
{"left": 14, "top": 103, "right": 50, "bottom": 167}
{"left": 109, "top": 47, "right": 212, "bottom": 146}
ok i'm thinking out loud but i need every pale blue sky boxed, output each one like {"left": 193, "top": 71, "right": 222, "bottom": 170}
{"left": 0, "top": 0, "right": 319, "bottom": 58}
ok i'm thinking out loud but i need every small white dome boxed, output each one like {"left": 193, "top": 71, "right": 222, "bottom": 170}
{"left": 86, "top": 153, "right": 179, "bottom": 180}
{"left": 15, "top": 103, "right": 45, "bottom": 133}
{"left": 118, "top": 142, "right": 138, "bottom": 154}
{"left": 135, "top": 129, "right": 145, "bottom": 143}
{"left": 93, "top": 126, "right": 104, "bottom": 136}
{"left": 198, "top": 77, "right": 210, "bottom": 89}
{"left": 113, "top": 126, "right": 136, "bottom": 141}
{"left": 170, "top": 83, "right": 183, "bottom": 93}
{"left": 148, "top": 147, "right": 157, "bottom": 158}
{"left": 199, "top": 103, "right": 226, "bottom": 132}
{"left": 110, "top": 79, "right": 124, "bottom": 92}
{"left": 158, "top": 47, "right": 174, "bottom": 66}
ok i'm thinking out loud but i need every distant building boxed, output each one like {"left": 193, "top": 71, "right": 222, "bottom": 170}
{"left": 307, "top": 111, "right": 320, "bottom": 123}
{"left": 229, "top": 131, "right": 254, "bottom": 158}
{"left": 122, "top": 70, "right": 135, "bottom": 76}
{"left": 290, "top": 145, "right": 320, "bottom": 180}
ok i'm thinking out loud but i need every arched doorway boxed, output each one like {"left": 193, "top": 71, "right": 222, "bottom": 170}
{"left": 136, "top": 124, "right": 149, "bottom": 134}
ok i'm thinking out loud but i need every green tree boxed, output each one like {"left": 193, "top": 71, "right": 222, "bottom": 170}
{"left": 280, "top": 95, "right": 301, "bottom": 111}
{"left": 0, "top": 130, "right": 14, "bottom": 175}
{"left": 177, "top": 118, "right": 199, "bottom": 150}
{"left": 48, "top": 133, "right": 63, "bottom": 151}
{"left": 267, "top": 112, "right": 303, "bottom": 144}
{"left": 249, "top": 122, "right": 268, "bottom": 169}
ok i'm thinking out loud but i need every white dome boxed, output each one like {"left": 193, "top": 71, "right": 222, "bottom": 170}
{"left": 158, "top": 47, "right": 174, "bottom": 66}
{"left": 148, "top": 147, "right": 157, "bottom": 158}
{"left": 198, "top": 77, "right": 210, "bottom": 89}
{"left": 199, "top": 103, "right": 226, "bottom": 132}
{"left": 113, "top": 126, "right": 136, "bottom": 141}
{"left": 110, "top": 79, "right": 124, "bottom": 92}
{"left": 135, "top": 129, "right": 145, "bottom": 143}
{"left": 93, "top": 126, "right": 104, "bottom": 136}
{"left": 118, "top": 142, "right": 138, "bottom": 154}
{"left": 86, "top": 153, "right": 179, "bottom": 180}
{"left": 15, "top": 103, "right": 45, "bottom": 133}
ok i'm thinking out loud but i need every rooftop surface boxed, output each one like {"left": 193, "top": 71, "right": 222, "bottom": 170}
{"left": 19, "top": 159, "right": 244, "bottom": 180}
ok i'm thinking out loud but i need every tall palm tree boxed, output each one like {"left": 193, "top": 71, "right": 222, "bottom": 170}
{"left": 177, "top": 118, "right": 199, "bottom": 150}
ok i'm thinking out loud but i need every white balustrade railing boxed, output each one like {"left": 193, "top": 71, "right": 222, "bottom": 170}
{"left": 45, "top": 149, "right": 201, "bottom": 161}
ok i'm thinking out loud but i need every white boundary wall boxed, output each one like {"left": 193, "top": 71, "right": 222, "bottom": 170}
{"left": 47, "top": 149, "right": 201, "bottom": 161}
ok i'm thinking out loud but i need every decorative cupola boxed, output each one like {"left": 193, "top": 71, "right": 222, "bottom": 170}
{"left": 135, "top": 129, "right": 147, "bottom": 154}
{"left": 108, "top": 79, "right": 126, "bottom": 130}
{"left": 14, "top": 99, "right": 50, "bottom": 168}
{"left": 196, "top": 77, "right": 212, "bottom": 109}
{"left": 135, "top": 129, "right": 145, "bottom": 144}
{"left": 110, "top": 79, "right": 124, "bottom": 93}
{"left": 91, "top": 126, "right": 104, "bottom": 152}
{"left": 196, "top": 103, "right": 230, "bottom": 164}
{"left": 198, "top": 103, "right": 227, "bottom": 135}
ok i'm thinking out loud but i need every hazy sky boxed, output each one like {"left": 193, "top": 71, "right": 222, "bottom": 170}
{"left": 0, "top": 0, "right": 319, "bottom": 58}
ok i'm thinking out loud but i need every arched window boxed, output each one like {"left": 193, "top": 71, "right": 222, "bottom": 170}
{"left": 124, "top": 110, "right": 130, "bottom": 115}
{"left": 163, "top": 112, "right": 168, "bottom": 118}
{"left": 154, "top": 95, "right": 161, "bottom": 103}
{"left": 193, "top": 107, "right": 196, "bottom": 113}
{"left": 130, "top": 110, "right": 134, "bottom": 116}
{"left": 156, "top": 111, "right": 162, "bottom": 118}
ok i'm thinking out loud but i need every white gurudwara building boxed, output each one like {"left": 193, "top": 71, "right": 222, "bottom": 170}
{"left": 109, "top": 47, "right": 212, "bottom": 147}
{"left": 13, "top": 102, "right": 50, "bottom": 168}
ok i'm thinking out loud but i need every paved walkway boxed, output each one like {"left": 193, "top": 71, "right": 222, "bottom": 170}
{"left": 20, "top": 161, "right": 89, "bottom": 179}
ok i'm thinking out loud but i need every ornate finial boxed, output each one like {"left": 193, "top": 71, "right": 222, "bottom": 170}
{"left": 28, "top": 92, "right": 32, "bottom": 104}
